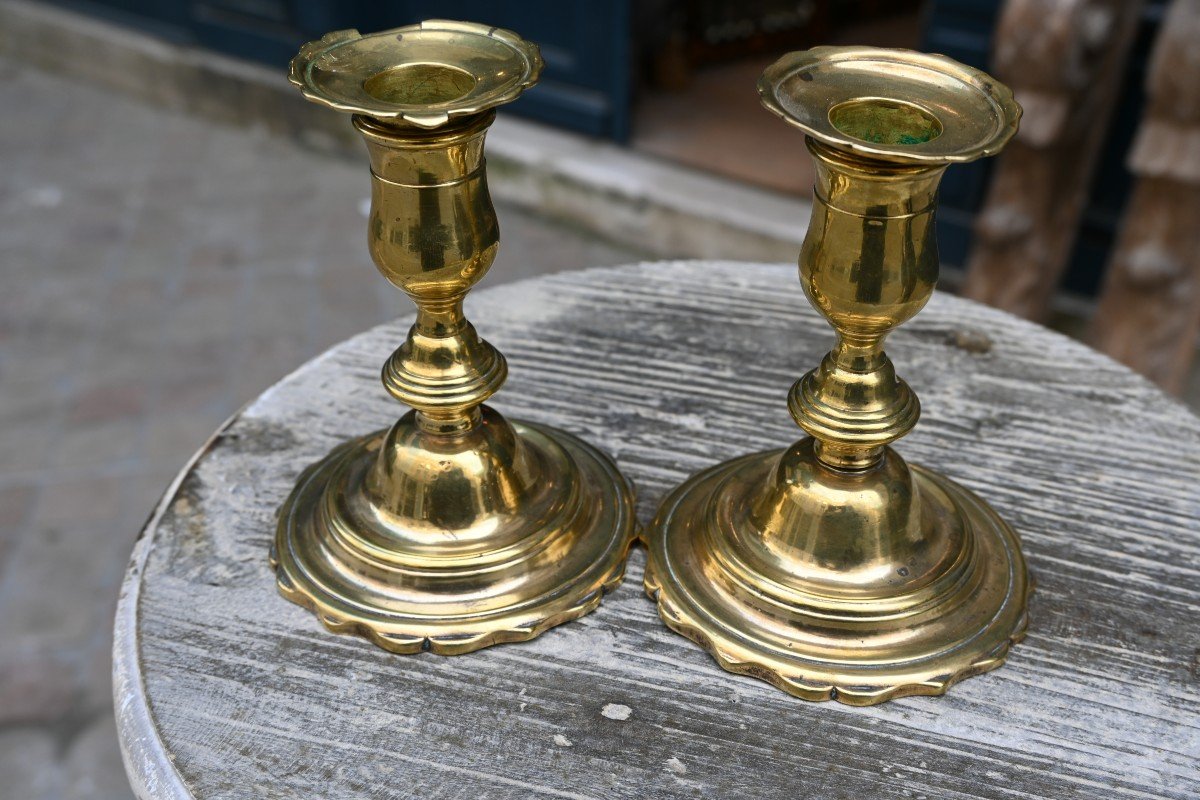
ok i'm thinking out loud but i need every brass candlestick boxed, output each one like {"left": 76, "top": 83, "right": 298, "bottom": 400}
{"left": 273, "top": 21, "right": 635, "bottom": 654}
{"left": 645, "top": 47, "right": 1031, "bottom": 704}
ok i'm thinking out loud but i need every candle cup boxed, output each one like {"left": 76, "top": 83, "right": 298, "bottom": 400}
{"left": 273, "top": 21, "right": 635, "bottom": 655}
{"left": 645, "top": 47, "right": 1031, "bottom": 704}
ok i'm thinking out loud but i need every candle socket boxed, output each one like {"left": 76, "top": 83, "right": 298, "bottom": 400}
{"left": 273, "top": 22, "right": 635, "bottom": 654}
{"left": 645, "top": 47, "right": 1031, "bottom": 704}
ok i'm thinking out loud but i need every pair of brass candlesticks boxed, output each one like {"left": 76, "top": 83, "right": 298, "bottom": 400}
{"left": 274, "top": 20, "right": 1030, "bottom": 705}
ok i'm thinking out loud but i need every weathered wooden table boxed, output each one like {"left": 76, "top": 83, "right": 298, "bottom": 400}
{"left": 114, "top": 261, "right": 1200, "bottom": 799}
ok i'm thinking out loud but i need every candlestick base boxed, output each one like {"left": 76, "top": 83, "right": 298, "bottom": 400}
{"left": 274, "top": 407, "right": 634, "bottom": 654}
{"left": 645, "top": 440, "right": 1029, "bottom": 705}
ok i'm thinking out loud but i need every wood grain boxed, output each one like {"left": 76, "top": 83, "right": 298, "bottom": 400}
{"left": 115, "top": 261, "right": 1200, "bottom": 799}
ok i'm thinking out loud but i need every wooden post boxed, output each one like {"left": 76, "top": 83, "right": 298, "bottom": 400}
{"left": 962, "top": 0, "right": 1143, "bottom": 321}
{"left": 1088, "top": 0, "right": 1200, "bottom": 394}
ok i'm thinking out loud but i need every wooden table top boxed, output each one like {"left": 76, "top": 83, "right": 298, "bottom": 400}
{"left": 114, "top": 261, "right": 1200, "bottom": 799}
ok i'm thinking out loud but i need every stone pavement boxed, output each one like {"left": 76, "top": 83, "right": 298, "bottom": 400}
{"left": 0, "top": 58, "right": 646, "bottom": 798}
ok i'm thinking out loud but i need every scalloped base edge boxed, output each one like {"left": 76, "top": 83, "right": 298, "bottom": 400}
{"left": 273, "top": 546, "right": 629, "bottom": 655}
{"left": 645, "top": 564, "right": 1032, "bottom": 705}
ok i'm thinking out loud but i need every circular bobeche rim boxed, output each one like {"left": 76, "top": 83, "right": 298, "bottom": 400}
{"left": 758, "top": 45, "right": 1021, "bottom": 164}
{"left": 289, "top": 20, "right": 543, "bottom": 128}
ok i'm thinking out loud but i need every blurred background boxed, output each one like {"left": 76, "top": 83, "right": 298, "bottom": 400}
{"left": 1, "top": 0, "right": 1197, "bottom": 796}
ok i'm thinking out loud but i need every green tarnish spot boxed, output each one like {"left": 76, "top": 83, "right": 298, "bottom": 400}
{"left": 829, "top": 99, "right": 942, "bottom": 146}
{"left": 363, "top": 63, "right": 476, "bottom": 105}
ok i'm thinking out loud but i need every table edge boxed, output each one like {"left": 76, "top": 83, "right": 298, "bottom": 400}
{"left": 112, "top": 408, "right": 247, "bottom": 800}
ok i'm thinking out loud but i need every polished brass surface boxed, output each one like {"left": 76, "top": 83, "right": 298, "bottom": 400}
{"left": 274, "top": 21, "right": 635, "bottom": 654}
{"left": 645, "top": 46, "right": 1031, "bottom": 704}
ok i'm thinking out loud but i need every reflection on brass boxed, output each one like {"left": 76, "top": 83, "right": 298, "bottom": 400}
{"left": 645, "top": 47, "right": 1031, "bottom": 704}
{"left": 273, "top": 21, "right": 635, "bottom": 655}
